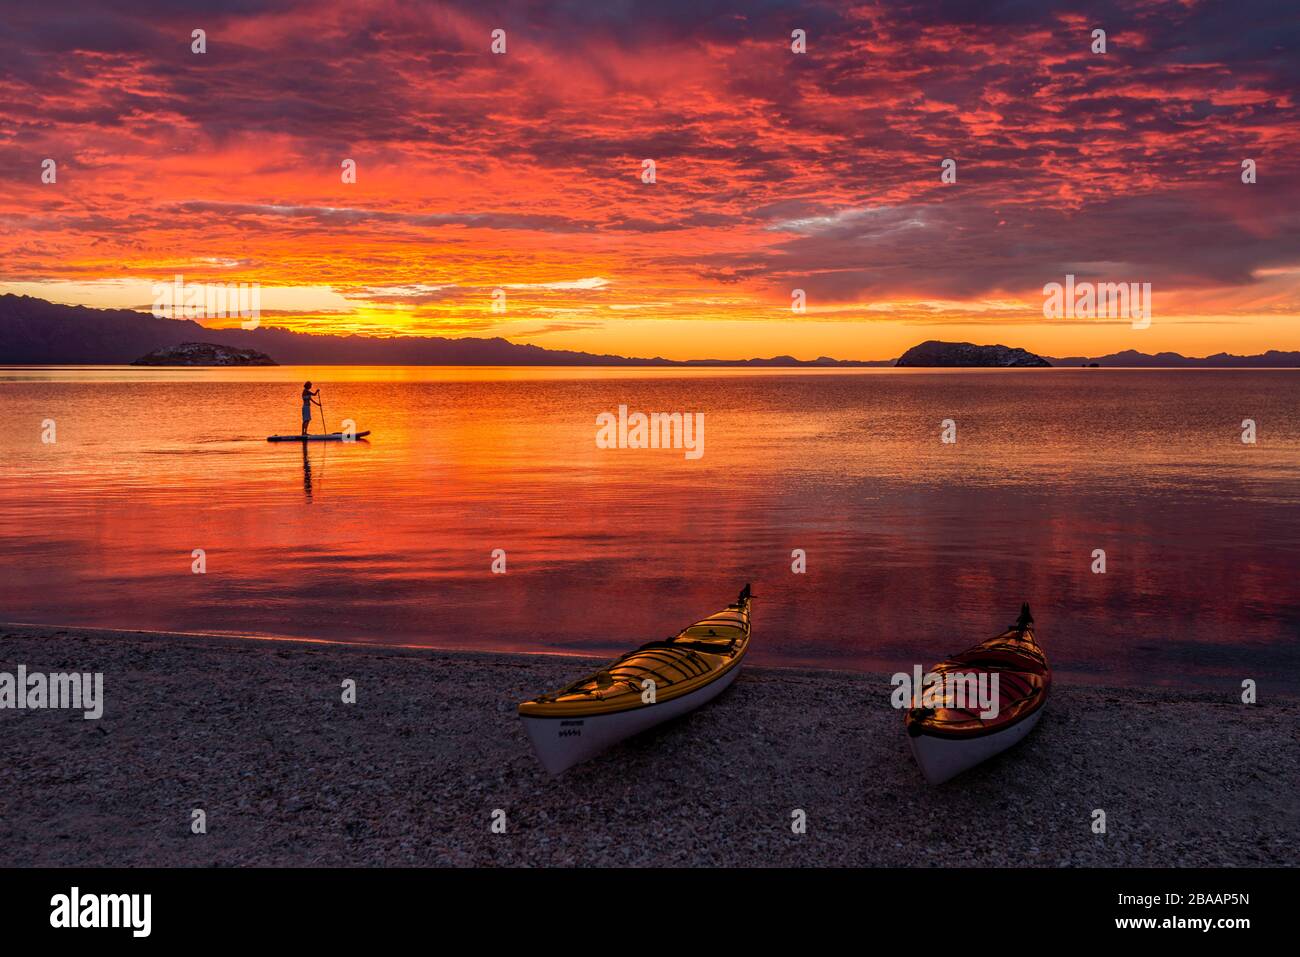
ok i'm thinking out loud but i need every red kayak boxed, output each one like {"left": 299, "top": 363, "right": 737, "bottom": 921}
{"left": 904, "top": 604, "right": 1050, "bottom": 784}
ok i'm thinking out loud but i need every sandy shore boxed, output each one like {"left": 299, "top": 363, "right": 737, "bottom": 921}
{"left": 1, "top": 622, "right": 1296, "bottom": 867}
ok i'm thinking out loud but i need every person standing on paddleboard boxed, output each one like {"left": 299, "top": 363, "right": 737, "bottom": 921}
{"left": 301, "top": 381, "right": 322, "bottom": 435}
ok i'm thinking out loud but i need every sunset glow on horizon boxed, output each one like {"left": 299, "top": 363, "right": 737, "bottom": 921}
{"left": 2, "top": 1, "right": 1298, "bottom": 360}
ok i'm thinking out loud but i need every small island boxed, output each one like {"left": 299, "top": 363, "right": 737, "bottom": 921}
{"left": 895, "top": 340, "right": 1051, "bottom": 367}
{"left": 131, "top": 342, "right": 278, "bottom": 366}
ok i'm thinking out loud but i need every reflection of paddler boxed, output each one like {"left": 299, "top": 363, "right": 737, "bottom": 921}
{"left": 301, "top": 441, "right": 314, "bottom": 502}
{"left": 301, "top": 381, "right": 321, "bottom": 436}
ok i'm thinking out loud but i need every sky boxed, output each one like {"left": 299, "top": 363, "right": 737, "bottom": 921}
{"left": 1, "top": 0, "right": 1298, "bottom": 360}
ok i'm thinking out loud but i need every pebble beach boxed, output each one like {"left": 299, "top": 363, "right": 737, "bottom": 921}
{"left": 1, "top": 623, "right": 1295, "bottom": 868}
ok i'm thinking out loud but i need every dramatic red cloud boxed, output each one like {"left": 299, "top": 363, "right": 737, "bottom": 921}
{"left": 1, "top": 0, "right": 1297, "bottom": 359}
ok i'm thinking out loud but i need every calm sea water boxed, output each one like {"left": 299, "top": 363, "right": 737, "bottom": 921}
{"left": 0, "top": 366, "right": 1296, "bottom": 692}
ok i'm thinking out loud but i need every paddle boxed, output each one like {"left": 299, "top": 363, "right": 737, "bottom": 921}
{"left": 317, "top": 391, "right": 327, "bottom": 492}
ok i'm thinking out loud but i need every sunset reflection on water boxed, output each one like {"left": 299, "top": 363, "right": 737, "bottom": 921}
{"left": 1, "top": 365, "right": 1296, "bottom": 692}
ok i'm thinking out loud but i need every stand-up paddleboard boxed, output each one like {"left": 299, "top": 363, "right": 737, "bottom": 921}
{"left": 518, "top": 584, "right": 752, "bottom": 774}
{"left": 904, "top": 603, "right": 1050, "bottom": 785}
{"left": 266, "top": 431, "right": 371, "bottom": 442}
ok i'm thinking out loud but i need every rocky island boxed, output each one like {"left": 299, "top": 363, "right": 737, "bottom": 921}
{"left": 131, "top": 342, "right": 277, "bottom": 366}
{"left": 895, "top": 340, "right": 1051, "bottom": 367}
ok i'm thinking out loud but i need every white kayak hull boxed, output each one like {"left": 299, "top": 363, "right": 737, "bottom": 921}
{"left": 520, "top": 664, "right": 741, "bottom": 775}
{"left": 267, "top": 431, "right": 371, "bottom": 442}
{"left": 909, "top": 708, "right": 1043, "bottom": 785}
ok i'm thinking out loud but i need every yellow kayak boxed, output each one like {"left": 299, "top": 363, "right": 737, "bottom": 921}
{"left": 518, "top": 585, "right": 752, "bottom": 773}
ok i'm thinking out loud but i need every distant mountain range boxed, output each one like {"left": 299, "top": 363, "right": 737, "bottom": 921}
{"left": 1047, "top": 348, "right": 1300, "bottom": 368}
{"left": 1, "top": 295, "right": 1297, "bottom": 368}
{"left": 899, "top": 339, "right": 1300, "bottom": 368}
{"left": 0, "top": 295, "right": 885, "bottom": 367}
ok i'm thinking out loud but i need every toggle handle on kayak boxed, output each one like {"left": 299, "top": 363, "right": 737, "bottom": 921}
{"left": 1014, "top": 602, "right": 1033, "bottom": 632}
